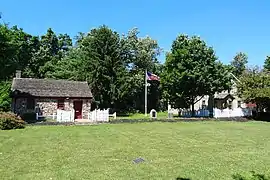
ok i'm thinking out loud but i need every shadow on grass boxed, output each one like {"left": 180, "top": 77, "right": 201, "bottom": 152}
{"left": 176, "top": 177, "right": 191, "bottom": 180}
{"left": 232, "top": 171, "right": 270, "bottom": 180}
{"left": 109, "top": 117, "right": 249, "bottom": 124}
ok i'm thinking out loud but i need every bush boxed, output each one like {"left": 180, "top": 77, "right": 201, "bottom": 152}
{"left": 21, "top": 112, "right": 37, "bottom": 123}
{"left": 254, "top": 112, "right": 270, "bottom": 122}
{"left": 0, "top": 112, "right": 25, "bottom": 130}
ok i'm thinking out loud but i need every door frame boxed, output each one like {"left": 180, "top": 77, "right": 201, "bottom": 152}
{"left": 73, "top": 100, "right": 83, "bottom": 119}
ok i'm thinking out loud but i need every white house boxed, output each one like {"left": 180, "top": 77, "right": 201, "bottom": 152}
{"left": 168, "top": 75, "right": 252, "bottom": 118}
{"left": 192, "top": 81, "right": 246, "bottom": 111}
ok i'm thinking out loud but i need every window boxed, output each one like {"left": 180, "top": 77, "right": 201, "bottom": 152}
{"left": 202, "top": 100, "right": 206, "bottom": 109}
{"left": 228, "top": 100, "right": 232, "bottom": 109}
{"left": 238, "top": 101, "right": 241, "bottom": 108}
{"left": 57, "top": 99, "right": 65, "bottom": 110}
{"left": 27, "top": 98, "right": 35, "bottom": 110}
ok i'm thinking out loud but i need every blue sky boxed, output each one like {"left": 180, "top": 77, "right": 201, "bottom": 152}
{"left": 1, "top": 0, "right": 270, "bottom": 66}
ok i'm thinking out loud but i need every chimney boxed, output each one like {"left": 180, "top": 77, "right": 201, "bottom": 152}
{"left": 15, "top": 70, "right": 21, "bottom": 78}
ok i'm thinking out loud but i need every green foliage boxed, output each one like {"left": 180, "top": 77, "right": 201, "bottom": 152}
{"left": 46, "top": 26, "right": 161, "bottom": 112}
{"left": 44, "top": 48, "right": 84, "bottom": 80}
{"left": 0, "top": 25, "right": 20, "bottom": 80}
{"left": 161, "top": 34, "right": 231, "bottom": 114}
{"left": 231, "top": 52, "right": 248, "bottom": 77}
{"left": 237, "top": 67, "right": 270, "bottom": 111}
{"left": 0, "top": 21, "right": 162, "bottom": 113}
{"left": 77, "top": 25, "right": 129, "bottom": 110}
{"left": 0, "top": 81, "right": 11, "bottom": 111}
{"left": 0, "top": 25, "right": 73, "bottom": 79}
{"left": 29, "top": 28, "right": 73, "bottom": 78}
{"left": 0, "top": 24, "right": 41, "bottom": 80}
{"left": 232, "top": 171, "right": 270, "bottom": 180}
{"left": 263, "top": 56, "right": 270, "bottom": 72}
{"left": 0, "top": 112, "right": 25, "bottom": 130}
{"left": 121, "top": 28, "right": 161, "bottom": 72}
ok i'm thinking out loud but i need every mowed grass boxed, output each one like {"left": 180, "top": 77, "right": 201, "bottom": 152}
{"left": 1, "top": 122, "right": 270, "bottom": 180}
{"left": 116, "top": 111, "right": 170, "bottom": 119}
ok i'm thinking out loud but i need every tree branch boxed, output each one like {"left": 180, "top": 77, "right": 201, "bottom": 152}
{"left": 194, "top": 96, "right": 204, "bottom": 104}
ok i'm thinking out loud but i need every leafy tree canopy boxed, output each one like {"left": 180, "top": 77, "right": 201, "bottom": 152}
{"left": 161, "top": 34, "right": 231, "bottom": 115}
{"left": 0, "top": 81, "right": 11, "bottom": 112}
{"left": 230, "top": 52, "right": 248, "bottom": 77}
{"left": 263, "top": 56, "right": 270, "bottom": 72}
{"left": 237, "top": 67, "right": 270, "bottom": 111}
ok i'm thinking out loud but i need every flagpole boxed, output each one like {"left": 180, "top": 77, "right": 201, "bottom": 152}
{"left": 145, "top": 69, "right": 147, "bottom": 116}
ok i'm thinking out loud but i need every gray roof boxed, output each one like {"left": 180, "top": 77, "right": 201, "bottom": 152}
{"left": 11, "top": 78, "right": 93, "bottom": 98}
{"left": 214, "top": 93, "right": 234, "bottom": 99}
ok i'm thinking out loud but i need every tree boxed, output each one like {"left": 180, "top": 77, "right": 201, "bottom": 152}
{"left": 76, "top": 25, "right": 131, "bottom": 110}
{"left": 237, "top": 67, "right": 270, "bottom": 111}
{"left": 0, "top": 24, "right": 16, "bottom": 81}
{"left": 24, "top": 28, "right": 70, "bottom": 78}
{"left": 0, "top": 81, "right": 11, "bottom": 111}
{"left": 161, "top": 34, "right": 231, "bottom": 116}
{"left": 230, "top": 52, "right": 248, "bottom": 77}
{"left": 120, "top": 28, "right": 161, "bottom": 73}
{"left": 263, "top": 56, "right": 270, "bottom": 71}
{"left": 119, "top": 28, "right": 162, "bottom": 112}
{"left": 41, "top": 33, "right": 73, "bottom": 78}
{"left": 0, "top": 24, "right": 33, "bottom": 80}
{"left": 44, "top": 47, "right": 84, "bottom": 80}
{"left": 47, "top": 26, "right": 162, "bottom": 112}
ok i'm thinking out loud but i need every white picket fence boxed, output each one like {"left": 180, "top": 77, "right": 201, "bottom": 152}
{"left": 181, "top": 108, "right": 252, "bottom": 118}
{"left": 213, "top": 108, "right": 252, "bottom": 118}
{"left": 57, "top": 109, "right": 74, "bottom": 122}
{"left": 55, "top": 109, "right": 112, "bottom": 123}
{"left": 88, "top": 109, "right": 109, "bottom": 122}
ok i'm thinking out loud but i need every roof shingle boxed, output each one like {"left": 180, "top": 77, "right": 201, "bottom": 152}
{"left": 11, "top": 78, "right": 92, "bottom": 98}
{"left": 214, "top": 93, "right": 234, "bottom": 99}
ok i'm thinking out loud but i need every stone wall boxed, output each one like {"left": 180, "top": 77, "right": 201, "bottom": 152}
{"left": 82, "top": 99, "right": 91, "bottom": 119}
{"left": 64, "top": 100, "right": 73, "bottom": 111}
{"left": 14, "top": 98, "right": 27, "bottom": 115}
{"left": 13, "top": 97, "right": 91, "bottom": 119}
{"left": 36, "top": 99, "right": 58, "bottom": 116}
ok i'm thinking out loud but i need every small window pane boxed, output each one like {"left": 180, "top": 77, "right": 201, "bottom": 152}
{"left": 57, "top": 99, "right": 65, "bottom": 110}
{"left": 228, "top": 100, "right": 232, "bottom": 109}
{"left": 238, "top": 101, "right": 241, "bottom": 108}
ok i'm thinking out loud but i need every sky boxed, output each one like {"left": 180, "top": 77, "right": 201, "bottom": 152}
{"left": 1, "top": 0, "right": 270, "bottom": 66}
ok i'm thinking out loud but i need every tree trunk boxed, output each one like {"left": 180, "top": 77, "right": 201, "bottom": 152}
{"left": 191, "top": 96, "right": 195, "bottom": 117}
{"left": 208, "top": 94, "right": 214, "bottom": 118}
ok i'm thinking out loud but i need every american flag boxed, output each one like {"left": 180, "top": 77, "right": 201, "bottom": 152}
{"left": 147, "top": 72, "right": 160, "bottom": 81}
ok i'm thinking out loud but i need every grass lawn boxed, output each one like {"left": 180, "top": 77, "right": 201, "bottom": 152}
{"left": 116, "top": 111, "right": 170, "bottom": 119}
{"left": 1, "top": 121, "right": 270, "bottom": 180}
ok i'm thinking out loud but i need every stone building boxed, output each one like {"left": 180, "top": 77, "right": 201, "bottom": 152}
{"left": 11, "top": 72, "right": 93, "bottom": 120}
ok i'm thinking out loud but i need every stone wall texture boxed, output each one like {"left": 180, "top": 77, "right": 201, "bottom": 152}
{"left": 13, "top": 97, "right": 91, "bottom": 119}
{"left": 64, "top": 100, "right": 73, "bottom": 111}
{"left": 82, "top": 99, "right": 91, "bottom": 119}
{"left": 36, "top": 99, "right": 58, "bottom": 116}
{"left": 14, "top": 98, "right": 27, "bottom": 115}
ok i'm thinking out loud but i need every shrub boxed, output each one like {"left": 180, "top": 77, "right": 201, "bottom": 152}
{"left": 21, "top": 112, "right": 37, "bottom": 123}
{"left": 0, "top": 112, "right": 25, "bottom": 130}
{"left": 254, "top": 112, "right": 270, "bottom": 122}
{"left": 0, "top": 81, "right": 11, "bottom": 112}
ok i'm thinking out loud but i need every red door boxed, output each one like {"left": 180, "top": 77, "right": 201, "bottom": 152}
{"left": 74, "top": 101, "right": 83, "bottom": 119}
